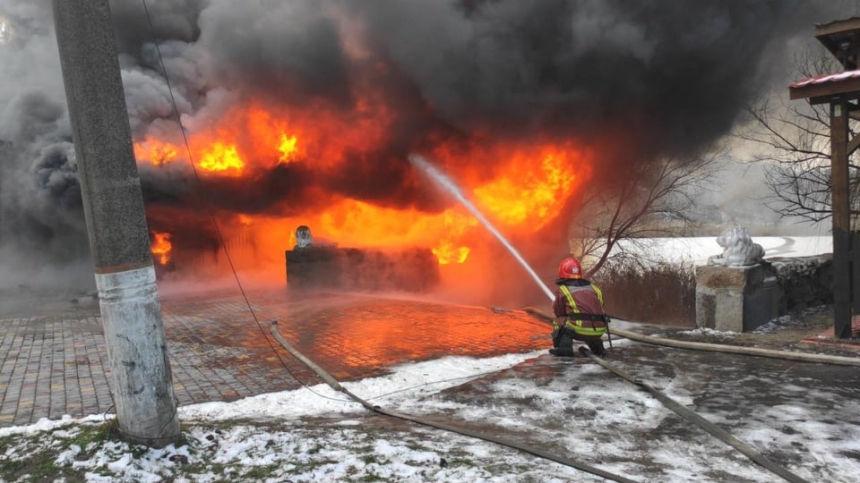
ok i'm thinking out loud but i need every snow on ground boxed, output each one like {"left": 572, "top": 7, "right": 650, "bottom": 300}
{"left": 387, "top": 342, "right": 860, "bottom": 483}
{"left": 3, "top": 342, "right": 860, "bottom": 482}
{"left": 616, "top": 235, "right": 831, "bottom": 265}
{"left": 177, "top": 352, "right": 541, "bottom": 422}
{"left": 0, "top": 351, "right": 599, "bottom": 482}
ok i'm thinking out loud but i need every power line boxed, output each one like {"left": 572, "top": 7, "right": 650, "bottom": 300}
{"left": 139, "top": 0, "right": 333, "bottom": 400}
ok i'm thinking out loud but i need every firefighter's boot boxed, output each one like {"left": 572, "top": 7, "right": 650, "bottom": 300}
{"left": 549, "top": 346, "right": 576, "bottom": 357}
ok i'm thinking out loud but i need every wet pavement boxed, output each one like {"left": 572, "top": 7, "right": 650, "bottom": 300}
{"left": 0, "top": 288, "right": 549, "bottom": 427}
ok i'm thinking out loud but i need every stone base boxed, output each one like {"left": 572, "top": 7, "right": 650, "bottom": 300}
{"left": 695, "top": 264, "right": 779, "bottom": 332}
{"left": 286, "top": 246, "right": 440, "bottom": 292}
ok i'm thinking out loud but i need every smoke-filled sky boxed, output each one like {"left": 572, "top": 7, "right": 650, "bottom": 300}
{"left": 0, "top": 0, "right": 855, "bottom": 290}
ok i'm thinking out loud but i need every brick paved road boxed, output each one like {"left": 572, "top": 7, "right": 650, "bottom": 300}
{"left": 0, "top": 289, "right": 549, "bottom": 428}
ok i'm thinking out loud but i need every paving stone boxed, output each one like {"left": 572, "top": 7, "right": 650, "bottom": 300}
{"left": 0, "top": 290, "right": 548, "bottom": 427}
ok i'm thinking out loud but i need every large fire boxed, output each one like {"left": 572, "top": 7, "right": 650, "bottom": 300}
{"left": 135, "top": 40, "right": 593, "bottom": 284}
{"left": 136, "top": 12, "right": 597, "bottom": 272}
{"left": 138, "top": 98, "right": 594, "bottom": 270}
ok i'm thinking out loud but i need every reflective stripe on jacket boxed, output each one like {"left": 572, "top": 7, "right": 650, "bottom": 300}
{"left": 555, "top": 284, "right": 606, "bottom": 337}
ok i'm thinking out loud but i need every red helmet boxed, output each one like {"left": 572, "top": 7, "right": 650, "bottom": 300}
{"left": 558, "top": 257, "right": 583, "bottom": 279}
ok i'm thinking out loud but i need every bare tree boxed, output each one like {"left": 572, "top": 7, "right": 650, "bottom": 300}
{"left": 738, "top": 42, "right": 860, "bottom": 224}
{"left": 569, "top": 149, "right": 721, "bottom": 277}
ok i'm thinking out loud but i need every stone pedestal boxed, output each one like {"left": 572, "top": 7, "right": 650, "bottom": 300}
{"left": 695, "top": 264, "right": 779, "bottom": 332}
{"left": 286, "top": 246, "right": 440, "bottom": 292}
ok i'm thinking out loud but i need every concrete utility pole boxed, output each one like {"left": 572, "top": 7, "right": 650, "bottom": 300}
{"left": 52, "top": 0, "right": 180, "bottom": 446}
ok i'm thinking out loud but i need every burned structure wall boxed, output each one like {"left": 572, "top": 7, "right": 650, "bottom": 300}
{"left": 286, "top": 246, "right": 440, "bottom": 293}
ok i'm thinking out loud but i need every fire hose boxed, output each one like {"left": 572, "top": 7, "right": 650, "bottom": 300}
{"left": 269, "top": 321, "right": 638, "bottom": 483}
{"left": 524, "top": 308, "right": 823, "bottom": 483}
{"left": 523, "top": 307, "right": 860, "bottom": 368}
{"left": 578, "top": 347, "right": 808, "bottom": 483}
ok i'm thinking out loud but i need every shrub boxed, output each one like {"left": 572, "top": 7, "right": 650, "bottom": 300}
{"left": 593, "top": 261, "right": 696, "bottom": 326}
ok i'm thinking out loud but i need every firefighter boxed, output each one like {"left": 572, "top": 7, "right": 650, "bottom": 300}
{"left": 550, "top": 256, "right": 608, "bottom": 357}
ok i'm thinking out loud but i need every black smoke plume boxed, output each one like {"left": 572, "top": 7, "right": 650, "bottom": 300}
{"left": 0, "top": 0, "right": 852, "bottom": 294}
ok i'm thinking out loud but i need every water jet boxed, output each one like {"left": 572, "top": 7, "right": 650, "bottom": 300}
{"left": 409, "top": 154, "right": 555, "bottom": 301}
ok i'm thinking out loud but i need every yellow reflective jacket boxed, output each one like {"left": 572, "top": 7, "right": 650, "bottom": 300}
{"left": 553, "top": 282, "right": 607, "bottom": 337}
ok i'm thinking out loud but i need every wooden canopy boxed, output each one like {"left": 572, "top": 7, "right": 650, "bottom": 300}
{"left": 790, "top": 17, "right": 860, "bottom": 104}
{"left": 789, "top": 16, "right": 860, "bottom": 340}
{"left": 815, "top": 17, "right": 860, "bottom": 68}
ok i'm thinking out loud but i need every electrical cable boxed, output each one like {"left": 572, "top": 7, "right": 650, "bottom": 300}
{"left": 136, "top": 0, "right": 345, "bottom": 423}
{"left": 269, "top": 321, "right": 638, "bottom": 483}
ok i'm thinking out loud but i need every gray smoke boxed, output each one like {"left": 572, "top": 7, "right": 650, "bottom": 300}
{"left": 347, "top": 0, "right": 840, "bottom": 156}
{"left": 0, "top": 0, "right": 854, "bottom": 291}
{"left": 0, "top": 6, "right": 84, "bottom": 260}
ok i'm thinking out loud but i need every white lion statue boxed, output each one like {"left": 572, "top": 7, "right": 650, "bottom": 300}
{"left": 707, "top": 225, "right": 765, "bottom": 267}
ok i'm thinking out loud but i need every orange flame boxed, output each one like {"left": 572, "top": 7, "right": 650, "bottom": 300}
{"left": 151, "top": 232, "right": 172, "bottom": 266}
{"left": 133, "top": 95, "right": 593, "bottom": 266}
{"left": 432, "top": 242, "right": 470, "bottom": 265}
{"left": 473, "top": 149, "right": 589, "bottom": 229}
{"left": 431, "top": 210, "right": 476, "bottom": 264}
{"left": 278, "top": 134, "right": 299, "bottom": 164}
{"left": 130, "top": 12, "right": 598, "bottom": 270}
{"left": 134, "top": 140, "right": 178, "bottom": 166}
{"left": 198, "top": 142, "right": 244, "bottom": 175}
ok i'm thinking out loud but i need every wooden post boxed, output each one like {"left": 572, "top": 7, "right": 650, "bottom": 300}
{"left": 52, "top": 0, "right": 180, "bottom": 445}
{"left": 853, "top": 231, "right": 860, "bottom": 318}
{"left": 831, "top": 100, "right": 853, "bottom": 339}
